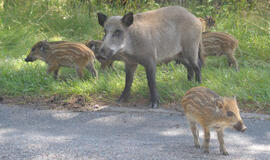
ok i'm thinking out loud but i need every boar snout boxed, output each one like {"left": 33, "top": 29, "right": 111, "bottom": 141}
{"left": 233, "top": 121, "right": 247, "bottom": 132}
{"left": 98, "top": 47, "right": 114, "bottom": 60}
{"left": 25, "top": 56, "right": 34, "bottom": 62}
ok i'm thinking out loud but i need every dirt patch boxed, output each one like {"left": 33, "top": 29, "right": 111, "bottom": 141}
{"left": 1, "top": 95, "right": 108, "bottom": 111}
{"left": 0, "top": 95, "right": 269, "bottom": 114}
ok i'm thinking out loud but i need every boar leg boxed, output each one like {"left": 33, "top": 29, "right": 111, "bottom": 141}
{"left": 184, "top": 47, "right": 202, "bottom": 83}
{"left": 101, "top": 60, "right": 114, "bottom": 70}
{"left": 187, "top": 66, "right": 194, "bottom": 81}
{"left": 189, "top": 120, "right": 200, "bottom": 148}
{"left": 145, "top": 61, "right": 159, "bottom": 108}
{"left": 190, "top": 61, "right": 201, "bottom": 83}
{"left": 118, "top": 63, "right": 138, "bottom": 102}
{"left": 202, "top": 127, "right": 210, "bottom": 153}
{"left": 75, "top": 66, "right": 84, "bottom": 79}
{"left": 47, "top": 64, "right": 59, "bottom": 79}
{"left": 180, "top": 60, "right": 194, "bottom": 81}
{"left": 86, "top": 62, "right": 98, "bottom": 78}
{"left": 53, "top": 68, "right": 60, "bottom": 80}
{"left": 217, "top": 130, "right": 229, "bottom": 155}
{"left": 226, "top": 53, "right": 239, "bottom": 71}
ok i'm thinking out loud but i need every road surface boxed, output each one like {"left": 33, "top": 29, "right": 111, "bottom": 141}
{"left": 0, "top": 104, "right": 270, "bottom": 160}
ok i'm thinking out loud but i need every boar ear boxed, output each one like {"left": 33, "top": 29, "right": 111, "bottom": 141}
{"left": 40, "top": 41, "right": 48, "bottom": 53}
{"left": 121, "top": 12, "right": 133, "bottom": 27}
{"left": 215, "top": 98, "right": 223, "bottom": 109}
{"left": 97, "top": 12, "right": 107, "bottom": 27}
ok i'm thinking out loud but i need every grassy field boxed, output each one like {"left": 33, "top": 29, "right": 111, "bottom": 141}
{"left": 0, "top": 0, "right": 269, "bottom": 112}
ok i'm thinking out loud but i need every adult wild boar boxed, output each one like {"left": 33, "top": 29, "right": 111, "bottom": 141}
{"left": 97, "top": 6, "right": 203, "bottom": 108}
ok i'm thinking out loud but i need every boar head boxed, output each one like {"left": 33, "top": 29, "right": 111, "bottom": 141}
{"left": 86, "top": 40, "right": 103, "bottom": 60}
{"left": 97, "top": 12, "right": 133, "bottom": 60}
{"left": 25, "top": 40, "right": 49, "bottom": 62}
{"left": 216, "top": 96, "right": 247, "bottom": 132}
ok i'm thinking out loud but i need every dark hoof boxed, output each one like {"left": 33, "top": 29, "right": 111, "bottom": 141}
{"left": 151, "top": 100, "right": 160, "bottom": 109}
{"left": 0, "top": 97, "right": 3, "bottom": 102}
{"left": 222, "top": 151, "right": 229, "bottom": 155}
{"left": 151, "top": 103, "right": 158, "bottom": 109}
{"left": 203, "top": 150, "right": 209, "bottom": 154}
{"left": 195, "top": 144, "right": 200, "bottom": 149}
{"left": 117, "top": 96, "right": 129, "bottom": 103}
{"left": 196, "top": 78, "right": 201, "bottom": 83}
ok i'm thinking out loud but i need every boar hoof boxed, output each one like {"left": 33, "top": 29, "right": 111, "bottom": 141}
{"left": 221, "top": 151, "right": 229, "bottom": 156}
{"left": 203, "top": 149, "right": 209, "bottom": 154}
{"left": 117, "top": 96, "right": 129, "bottom": 103}
{"left": 195, "top": 144, "right": 200, "bottom": 149}
{"left": 151, "top": 102, "right": 159, "bottom": 109}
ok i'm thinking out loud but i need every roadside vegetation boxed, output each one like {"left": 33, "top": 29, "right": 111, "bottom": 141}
{"left": 0, "top": 0, "right": 269, "bottom": 113}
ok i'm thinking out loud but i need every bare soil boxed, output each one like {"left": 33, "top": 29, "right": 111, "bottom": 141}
{"left": 0, "top": 94, "right": 269, "bottom": 114}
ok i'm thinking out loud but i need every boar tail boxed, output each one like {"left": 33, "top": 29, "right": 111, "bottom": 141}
{"left": 198, "top": 39, "right": 205, "bottom": 67}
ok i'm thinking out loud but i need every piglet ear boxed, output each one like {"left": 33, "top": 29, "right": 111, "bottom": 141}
{"left": 97, "top": 12, "right": 107, "bottom": 27}
{"left": 121, "top": 12, "right": 133, "bottom": 27}
{"left": 215, "top": 97, "right": 224, "bottom": 109}
{"left": 40, "top": 40, "right": 48, "bottom": 52}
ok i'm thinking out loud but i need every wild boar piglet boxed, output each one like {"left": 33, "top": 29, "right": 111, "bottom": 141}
{"left": 202, "top": 32, "right": 239, "bottom": 71}
{"left": 198, "top": 16, "right": 215, "bottom": 32}
{"left": 25, "top": 40, "right": 98, "bottom": 79}
{"left": 181, "top": 86, "right": 246, "bottom": 155}
{"left": 85, "top": 40, "right": 117, "bottom": 70}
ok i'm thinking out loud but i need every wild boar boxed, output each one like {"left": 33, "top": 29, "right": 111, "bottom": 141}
{"left": 25, "top": 40, "right": 98, "bottom": 79}
{"left": 202, "top": 31, "right": 239, "bottom": 71}
{"left": 198, "top": 16, "right": 215, "bottom": 32}
{"left": 181, "top": 86, "right": 247, "bottom": 155}
{"left": 97, "top": 6, "right": 203, "bottom": 108}
{"left": 85, "top": 40, "right": 124, "bottom": 70}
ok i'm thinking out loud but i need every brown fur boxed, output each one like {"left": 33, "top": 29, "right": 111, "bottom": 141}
{"left": 202, "top": 32, "right": 239, "bottom": 71}
{"left": 25, "top": 41, "right": 98, "bottom": 79}
{"left": 198, "top": 16, "right": 215, "bottom": 32}
{"left": 181, "top": 86, "right": 246, "bottom": 155}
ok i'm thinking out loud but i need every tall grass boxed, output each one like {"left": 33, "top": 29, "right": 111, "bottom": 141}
{"left": 0, "top": 0, "right": 269, "bottom": 111}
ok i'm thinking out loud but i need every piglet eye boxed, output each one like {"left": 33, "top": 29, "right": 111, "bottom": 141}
{"left": 91, "top": 45, "right": 95, "bottom": 50}
{"left": 227, "top": 111, "right": 234, "bottom": 117}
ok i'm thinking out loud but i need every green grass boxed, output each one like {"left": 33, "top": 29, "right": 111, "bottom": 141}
{"left": 0, "top": 0, "right": 270, "bottom": 112}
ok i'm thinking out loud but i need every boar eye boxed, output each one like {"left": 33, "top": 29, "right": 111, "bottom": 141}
{"left": 227, "top": 111, "right": 234, "bottom": 117}
{"left": 113, "top": 29, "right": 122, "bottom": 37}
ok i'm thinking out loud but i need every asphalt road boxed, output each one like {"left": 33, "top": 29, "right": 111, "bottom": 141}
{"left": 0, "top": 104, "right": 270, "bottom": 160}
